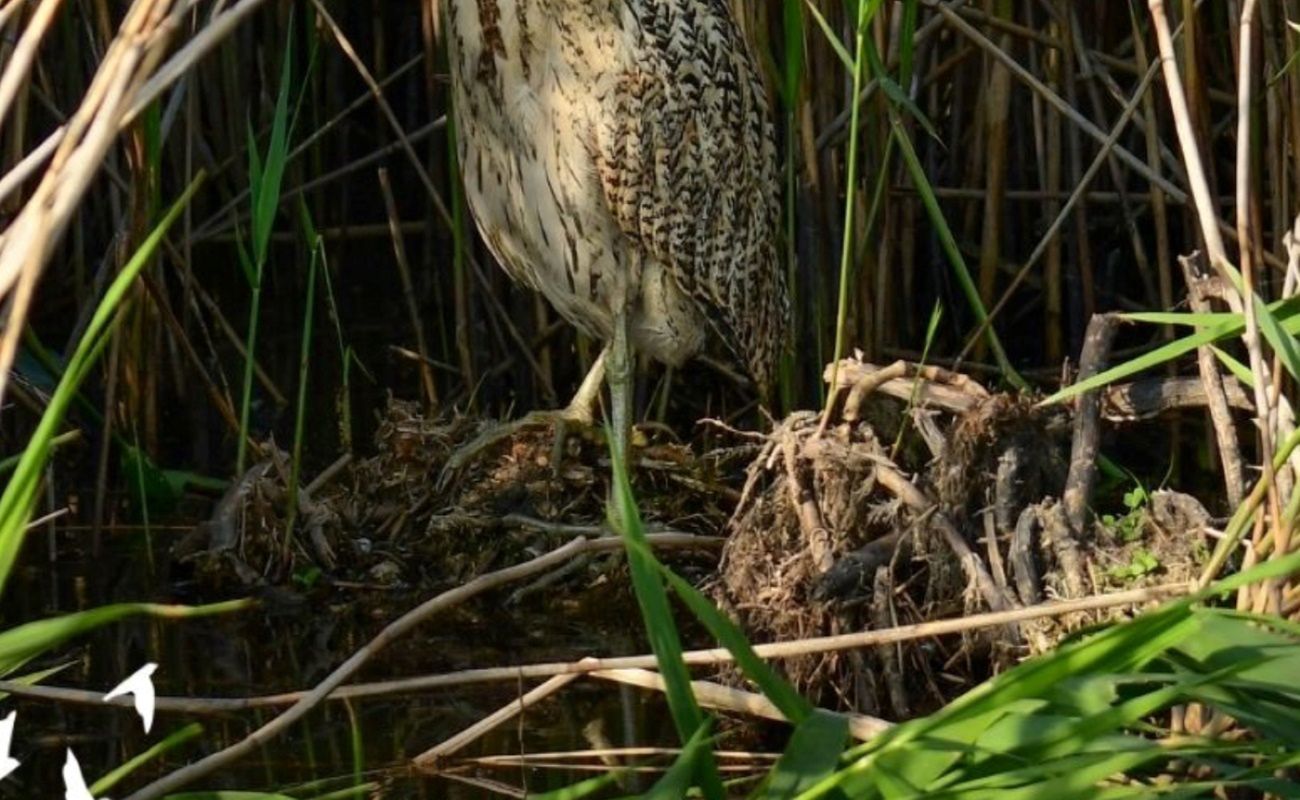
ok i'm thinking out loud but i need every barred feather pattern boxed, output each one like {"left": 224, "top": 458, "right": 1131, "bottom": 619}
{"left": 445, "top": 0, "right": 787, "bottom": 393}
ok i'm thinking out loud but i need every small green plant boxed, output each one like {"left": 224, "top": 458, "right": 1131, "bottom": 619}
{"left": 1100, "top": 482, "right": 1150, "bottom": 544}
{"left": 1107, "top": 548, "right": 1162, "bottom": 582}
{"left": 292, "top": 565, "right": 323, "bottom": 590}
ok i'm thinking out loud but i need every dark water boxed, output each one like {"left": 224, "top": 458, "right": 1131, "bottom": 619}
{"left": 0, "top": 530, "right": 680, "bottom": 798}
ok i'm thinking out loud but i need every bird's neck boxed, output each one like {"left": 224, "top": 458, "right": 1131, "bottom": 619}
{"left": 445, "top": 0, "right": 623, "bottom": 97}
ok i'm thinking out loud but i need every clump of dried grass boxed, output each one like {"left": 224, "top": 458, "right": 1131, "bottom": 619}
{"left": 712, "top": 363, "right": 1206, "bottom": 717}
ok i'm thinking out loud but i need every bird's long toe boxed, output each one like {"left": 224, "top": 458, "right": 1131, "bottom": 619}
{"left": 436, "top": 408, "right": 598, "bottom": 491}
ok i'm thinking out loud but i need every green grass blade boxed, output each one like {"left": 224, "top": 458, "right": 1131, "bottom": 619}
{"left": 1122, "top": 310, "right": 1235, "bottom": 327}
{"left": 1040, "top": 318, "right": 1235, "bottom": 405}
{"left": 527, "top": 772, "right": 624, "bottom": 800}
{"left": 780, "top": 0, "right": 805, "bottom": 107}
{"left": 0, "top": 660, "right": 72, "bottom": 699}
{"left": 758, "top": 709, "right": 849, "bottom": 798}
{"left": 1045, "top": 294, "right": 1300, "bottom": 405}
{"left": 797, "top": 547, "right": 1300, "bottom": 798}
{"left": 0, "top": 599, "right": 247, "bottom": 676}
{"left": 92, "top": 723, "right": 203, "bottom": 796}
{"left": 0, "top": 174, "right": 204, "bottom": 592}
{"left": 824, "top": 0, "right": 881, "bottom": 410}
{"left": 1252, "top": 294, "right": 1300, "bottom": 381}
{"left": 251, "top": 26, "right": 295, "bottom": 266}
{"left": 236, "top": 22, "right": 298, "bottom": 474}
{"left": 1211, "top": 344, "right": 1255, "bottom": 387}
{"left": 285, "top": 200, "right": 321, "bottom": 537}
{"left": 656, "top": 565, "right": 811, "bottom": 722}
{"left": 800, "top": 0, "right": 853, "bottom": 71}
{"left": 608, "top": 443, "right": 723, "bottom": 798}
{"left": 638, "top": 722, "right": 713, "bottom": 800}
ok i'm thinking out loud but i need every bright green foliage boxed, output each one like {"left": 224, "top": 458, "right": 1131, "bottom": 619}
{"left": 1099, "top": 483, "right": 1149, "bottom": 544}
{"left": 1106, "top": 549, "right": 1161, "bottom": 582}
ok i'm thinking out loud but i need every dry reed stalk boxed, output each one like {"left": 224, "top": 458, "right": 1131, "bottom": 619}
{"left": 1179, "top": 255, "right": 1246, "bottom": 508}
{"left": 0, "top": 582, "right": 1192, "bottom": 717}
{"left": 956, "top": 58, "right": 1163, "bottom": 363}
{"left": 378, "top": 166, "right": 439, "bottom": 410}
{"left": 413, "top": 670, "right": 585, "bottom": 766}
{"left": 1042, "top": 6, "right": 1064, "bottom": 362}
{"left": 466, "top": 747, "right": 778, "bottom": 769}
{"left": 0, "top": 0, "right": 64, "bottom": 132}
{"left": 0, "top": 0, "right": 269, "bottom": 413}
{"left": 589, "top": 667, "right": 890, "bottom": 741}
{"left": 974, "top": 0, "right": 1012, "bottom": 354}
{"left": 933, "top": 0, "right": 1185, "bottom": 200}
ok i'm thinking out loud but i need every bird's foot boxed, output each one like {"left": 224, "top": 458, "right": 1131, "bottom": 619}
{"left": 437, "top": 406, "right": 596, "bottom": 491}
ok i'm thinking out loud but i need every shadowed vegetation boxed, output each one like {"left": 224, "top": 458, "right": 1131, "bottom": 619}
{"left": 0, "top": 0, "right": 1298, "bottom": 797}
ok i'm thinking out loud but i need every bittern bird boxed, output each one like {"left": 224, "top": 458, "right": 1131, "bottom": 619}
{"left": 443, "top": 0, "right": 787, "bottom": 466}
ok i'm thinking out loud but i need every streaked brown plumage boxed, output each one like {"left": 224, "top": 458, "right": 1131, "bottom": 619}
{"left": 444, "top": 0, "right": 786, "bottom": 453}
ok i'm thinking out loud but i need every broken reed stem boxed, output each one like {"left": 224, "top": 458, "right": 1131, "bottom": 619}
{"left": 414, "top": 669, "right": 585, "bottom": 766}
{"left": 3, "top": 582, "right": 1192, "bottom": 718}
{"left": 1179, "top": 255, "right": 1246, "bottom": 508}
{"left": 588, "top": 668, "right": 889, "bottom": 741}
{"left": 1063, "top": 313, "right": 1119, "bottom": 538}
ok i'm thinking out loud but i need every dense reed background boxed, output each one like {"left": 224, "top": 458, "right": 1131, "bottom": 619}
{"left": 0, "top": 0, "right": 1294, "bottom": 518}
{"left": 1, "top": 3, "right": 1299, "bottom": 796}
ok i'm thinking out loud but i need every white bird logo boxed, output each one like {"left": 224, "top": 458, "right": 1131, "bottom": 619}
{"left": 103, "top": 662, "right": 158, "bottom": 734}
{"left": 62, "top": 749, "right": 96, "bottom": 800}
{"left": 0, "top": 711, "right": 19, "bottom": 780}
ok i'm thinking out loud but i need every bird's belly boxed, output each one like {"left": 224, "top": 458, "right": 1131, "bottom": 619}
{"left": 460, "top": 134, "right": 707, "bottom": 368}
{"left": 628, "top": 260, "right": 708, "bottom": 367}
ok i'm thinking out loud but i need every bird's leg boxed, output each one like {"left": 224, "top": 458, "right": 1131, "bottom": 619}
{"left": 439, "top": 347, "right": 609, "bottom": 486}
{"left": 607, "top": 302, "right": 633, "bottom": 468}
{"left": 550, "top": 344, "right": 608, "bottom": 464}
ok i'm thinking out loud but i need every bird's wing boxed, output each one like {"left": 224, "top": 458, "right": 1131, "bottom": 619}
{"left": 595, "top": 0, "right": 786, "bottom": 390}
